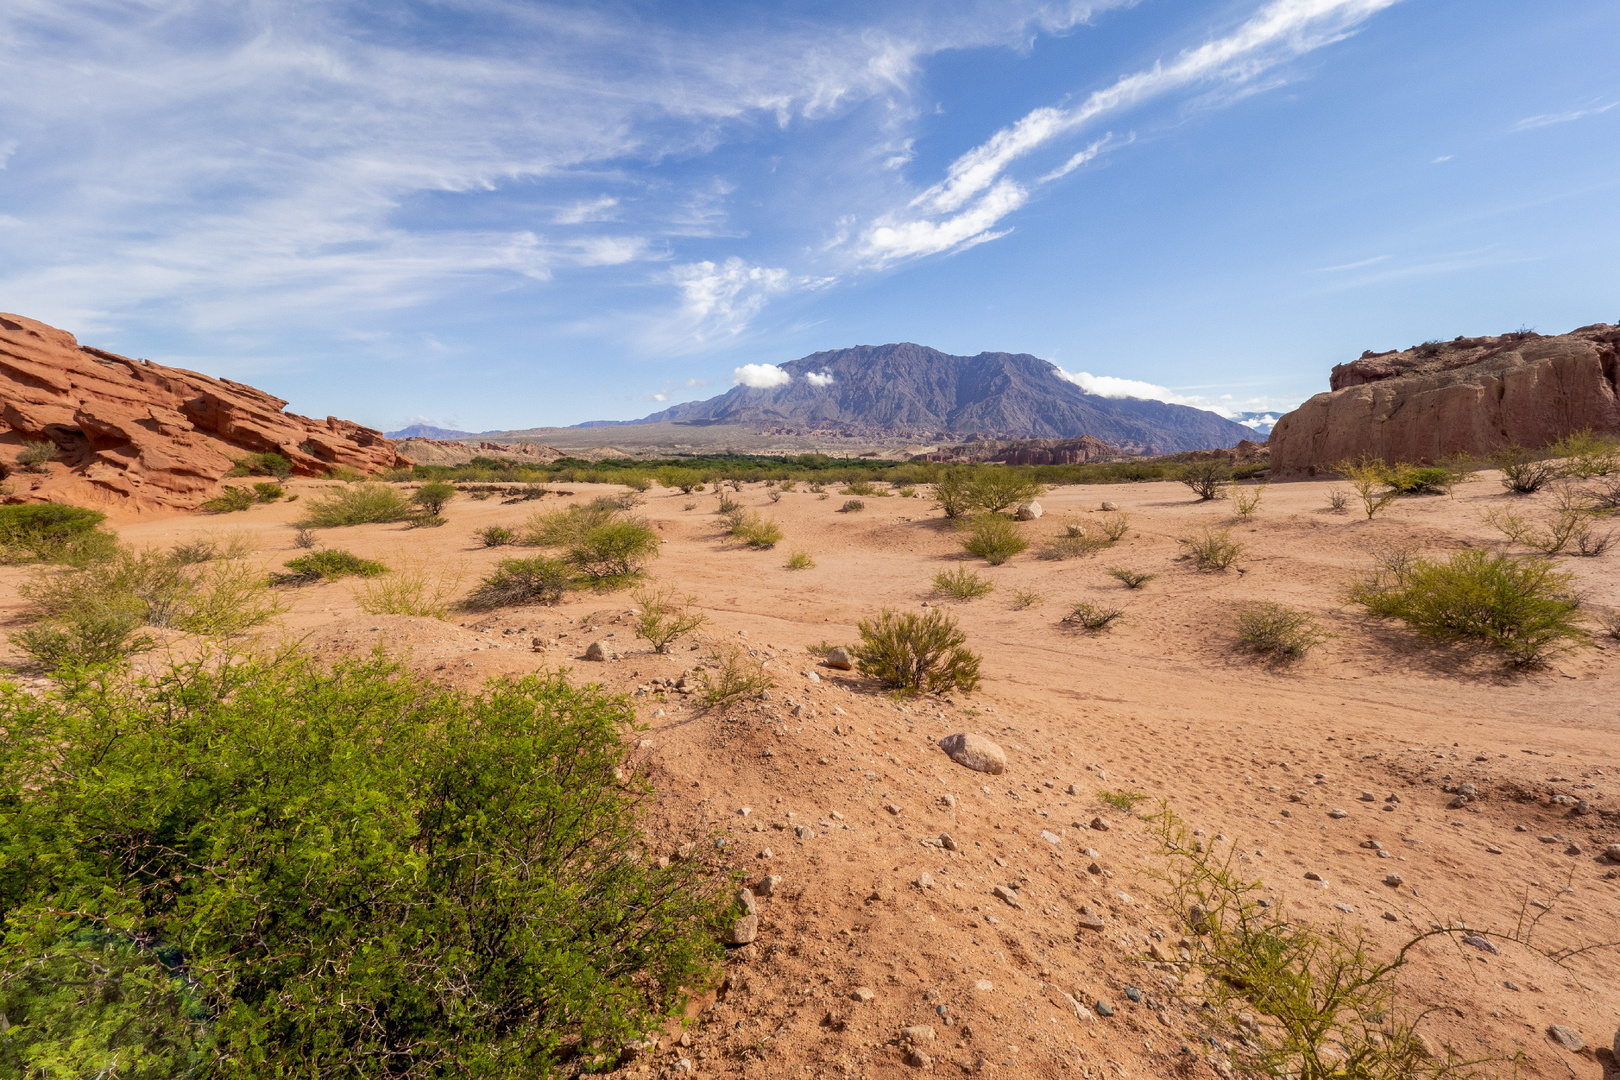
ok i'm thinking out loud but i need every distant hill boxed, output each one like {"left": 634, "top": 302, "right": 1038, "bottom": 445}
{"left": 384, "top": 423, "right": 489, "bottom": 440}
{"left": 591, "top": 343, "right": 1253, "bottom": 454}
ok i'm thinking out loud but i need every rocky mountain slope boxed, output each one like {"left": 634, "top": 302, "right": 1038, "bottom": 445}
{"left": 0, "top": 313, "right": 408, "bottom": 512}
{"left": 612, "top": 343, "right": 1254, "bottom": 454}
{"left": 1270, "top": 324, "right": 1620, "bottom": 474}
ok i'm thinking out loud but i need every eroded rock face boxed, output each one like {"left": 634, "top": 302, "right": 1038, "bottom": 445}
{"left": 0, "top": 313, "right": 409, "bottom": 511}
{"left": 1270, "top": 325, "right": 1620, "bottom": 475}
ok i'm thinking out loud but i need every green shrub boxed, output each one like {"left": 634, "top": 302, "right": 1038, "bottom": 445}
{"left": 412, "top": 480, "right": 457, "bottom": 515}
{"left": 840, "top": 480, "right": 877, "bottom": 496}
{"left": 961, "top": 514, "right": 1026, "bottom": 565}
{"left": 1349, "top": 548, "right": 1585, "bottom": 667}
{"left": 1388, "top": 465, "right": 1452, "bottom": 495}
{"left": 1038, "top": 530, "right": 1105, "bottom": 561}
{"left": 476, "top": 525, "right": 515, "bottom": 547}
{"left": 325, "top": 464, "right": 367, "bottom": 482}
{"left": 1550, "top": 429, "right": 1620, "bottom": 478}
{"left": 1096, "top": 511, "right": 1130, "bottom": 542}
{"left": 1009, "top": 589, "right": 1044, "bottom": 610}
{"left": 840, "top": 499, "right": 865, "bottom": 513}
{"left": 9, "top": 598, "right": 153, "bottom": 669}
{"left": 1063, "top": 602, "right": 1123, "bottom": 631}
{"left": 1097, "top": 789, "right": 1146, "bottom": 811}
{"left": 1335, "top": 456, "right": 1401, "bottom": 518}
{"left": 293, "top": 527, "right": 317, "bottom": 550}
{"left": 228, "top": 451, "right": 293, "bottom": 479}
{"left": 15, "top": 439, "right": 60, "bottom": 472}
{"left": 1178, "top": 459, "right": 1231, "bottom": 500}
{"left": 963, "top": 470, "right": 1042, "bottom": 514}
{"left": 252, "top": 481, "right": 285, "bottom": 502}
{"left": 463, "top": 556, "right": 572, "bottom": 610}
{"left": 1182, "top": 527, "right": 1244, "bottom": 571}
{"left": 660, "top": 468, "right": 706, "bottom": 494}
{"left": 355, "top": 561, "right": 460, "bottom": 619}
{"left": 201, "top": 486, "right": 256, "bottom": 514}
{"left": 566, "top": 521, "right": 660, "bottom": 585}
{"left": 1227, "top": 482, "right": 1265, "bottom": 518}
{"left": 696, "top": 645, "right": 775, "bottom": 708}
{"left": 785, "top": 550, "right": 815, "bottom": 569}
{"left": 933, "top": 566, "right": 993, "bottom": 600}
{"left": 297, "top": 483, "right": 412, "bottom": 527}
{"left": 1233, "top": 601, "right": 1328, "bottom": 661}
{"left": 852, "top": 608, "right": 981, "bottom": 695}
{"left": 730, "top": 512, "right": 783, "bottom": 549}
{"left": 0, "top": 504, "right": 117, "bottom": 566}
{"left": 1491, "top": 446, "right": 1561, "bottom": 494}
{"left": 622, "top": 473, "right": 652, "bottom": 493}
{"left": 273, "top": 549, "right": 388, "bottom": 586}
{"left": 931, "top": 471, "right": 972, "bottom": 518}
{"left": 632, "top": 586, "right": 707, "bottom": 652}
{"left": 0, "top": 654, "right": 731, "bottom": 1078}
{"left": 520, "top": 498, "right": 621, "bottom": 546}
{"left": 1106, "top": 567, "right": 1155, "bottom": 588}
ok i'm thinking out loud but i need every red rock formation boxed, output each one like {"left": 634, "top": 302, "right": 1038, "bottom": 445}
{"left": 1270, "top": 324, "right": 1620, "bottom": 475}
{"left": 1, "top": 312, "right": 410, "bottom": 511}
{"left": 912, "top": 435, "right": 1122, "bottom": 465}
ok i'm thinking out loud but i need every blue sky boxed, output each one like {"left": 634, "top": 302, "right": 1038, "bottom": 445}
{"left": 2, "top": 0, "right": 1616, "bottom": 433}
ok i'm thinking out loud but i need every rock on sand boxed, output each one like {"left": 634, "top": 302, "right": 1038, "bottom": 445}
{"left": 938, "top": 733, "right": 1007, "bottom": 775}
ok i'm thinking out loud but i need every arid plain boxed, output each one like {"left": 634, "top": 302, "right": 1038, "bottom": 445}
{"left": 3, "top": 472, "right": 1617, "bottom": 1080}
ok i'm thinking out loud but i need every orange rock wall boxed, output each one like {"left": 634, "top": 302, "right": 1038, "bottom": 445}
{"left": 1, "top": 313, "right": 410, "bottom": 511}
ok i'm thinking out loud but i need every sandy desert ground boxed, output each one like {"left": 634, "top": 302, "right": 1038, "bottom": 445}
{"left": 3, "top": 473, "right": 1617, "bottom": 1080}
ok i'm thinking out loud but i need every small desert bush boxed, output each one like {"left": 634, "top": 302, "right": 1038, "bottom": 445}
{"left": 355, "top": 559, "right": 461, "bottom": 619}
{"left": 273, "top": 549, "right": 388, "bottom": 586}
{"left": 476, "top": 524, "right": 515, "bottom": 547}
{"left": 1096, "top": 511, "right": 1130, "bottom": 542}
{"left": 964, "top": 470, "right": 1042, "bottom": 515}
{"left": 1233, "top": 601, "right": 1328, "bottom": 661}
{"left": 325, "top": 464, "right": 366, "bottom": 482}
{"left": 622, "top": 473, "right": 653, "bottom": 493}
{"left": 1038, "top": 524, "right": 1106, "bottom": 561}
{"left": 632, "top": 586, "right": 707, "bottom": 652}
{"left": 464, "top": 556, "right": 572, "bottom": 610}
{"left": 15, "top": 440, "right": 60, "bottom": 472}
{"left": 785, "top": 550, "right": 815, "bottom": 570}
{"left": 412, "top": 480, "right": 457, "bottom": 515}
{"left": 897, "top": 485, "right": 916, "bottom": 498}
{"left": 961, "top": 514, "right": 1026, "bottom": 565}
{"left": 1063, "top": 602, "right": 1123, "bottom": 631}
{"left": 1550, "top": 428, "right": 1620, "bottom": 478}
{"left": 1387, "top": 465, "right": 1452, "bottom": 495}
{"left": 1335, "top": 456, "right": 1401, "bottom": 518}
{"left": 1228, "top": 482, "right": 1265, "bottom": 519}
{"left": 1326, "top": 487, "right": 1350, "bottom": 513}
{"left": 1106, "top": 567, "right": 1156, "bottom": 589}
{"left": 730, "top": 512, "right": 783, "bottom": 549}
{"left": 1009, "top": 589, "right": 1044, "bottom": 610}
{"left": 714, "top": 493, "right": 741, "bottom": 515}
{"left": 566, "top": 520, "right": 660, "bottom": 586}
{"left": 293, "top": 526, "right": 317, "bottom": 549}
{"left": 201, "top": 486, "right": 256, "bottom": 514}
{"left": 252, "top": 481, "right": 285, "bottom": 502}
{"left": 0, "top": 655, "right": 731, "bottom": 1079}
{"left": 520, "top": 498, "right": 621, "bottom": 546}
{"left": 10, "top": 600, "right": 153, "bottom": 669}
{"left": 169, "top": 535, "right": 253, "bottom": 565}
{"left": 1482, "top": 487, "right": 1611, "bottom": 556}
{"left": 777, "top": 479, "right": 795, "bottom": 493}
{"left": 661, "top": 468, "right": 706, "bottom": 494}
{"left": 1178, "top": 459, "right": 1231, "bottom": 500}
{"left": 931, "top": 471, "right": 972, "bottom": 518}
{"left": 841, "top": 480, "right": 877, "bottom": 497}
{"left": 1151, "top": 807, "right": 1500, "bottom": 1080}
{"left": 1181, "top": 527, "right": 1244, "bottom": 571}
{"left": 1097, "top": 789, "right": 1146, "bottom": 812}
{"left": 696, "top": 645, "right": 775, "bottom": 709}
{"left": 1348, "top": 548, "right": 1584, "bottom": 667}
{"left": 840, "top": 498, "right": 865, "bottom": 512}
{"left": 807, "top": 482, "right": 825, "bottom": 494}
{"left": 933, "top": 566, "right": 993, "bottom": 600}
{"left": 228, "top": 451, "right": 293, "bottom": 479}
{"left": 852, "top": 608, "right": 981, "bottom": 695}
{"left": 298, "top": 483, "right": 412, "bottom": 527}
{"left": 0, "top": 504, "right": 117, "bottom": 566}
{"left": 1492, "top": 445, "right": 1562, "bottom": 494}
{"left": 1595, "top": 606, "right": 1620, "bottom": 641}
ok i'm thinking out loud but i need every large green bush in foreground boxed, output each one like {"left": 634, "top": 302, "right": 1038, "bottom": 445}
{"left": 0, "top": 656, "right": 730, "bottom": 1078}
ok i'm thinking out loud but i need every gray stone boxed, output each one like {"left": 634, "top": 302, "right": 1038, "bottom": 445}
{"left": 1089, "top": 816, "right": 1110, "bottom": 831}
{"left": 824, "top": 647, "right": 854, "bottom": 670}
{"left": 1604, "top": 844, "right": 1620, "bottom": 863}
{"left": 1015, "top": 500, "right": 1043, "bottom": 521}
{"left": 1383, "top": 873, "right": 1403, "bottom": 887}
{"left": 795, "top": 825, "right": 815, "bottom": 839}
{"left": 904, "top": 1048, "right": 933, "bottom": 1068}
{"left": 725, "top": 912, "right": 759, "bottom": 945}
{"left": 584, "top": 640, "right": 608, "bottom": 661}
{"left": 1448, "top": 795, "right": 1469, "bottom": 809}
{"left": 900, "top": 1024, "right": 936, "bottom": 1042}
{"left": 1456, "top": 783, "right": 1479, "bottom": 798}
{"left": 992, "top": 884, "right": 1022, "bottom": 907}
{"left": 1545, "top": 1024, "right": 1584, "bottom": 1052}
{"left": 1359, "top": 791, "right": 1376, "bottom": 801}
{"left": 1100, "top": 501, "right": 1120, "bottom": 511}
{"left": 938, "top": 732, "right": 1007, "bottom": 775}
{"left": 851, "top": 986, "right": 876, "bottom": 1003}
{"left": 1329, "top": 808, "right": 1349, "bottom": 819}
{"left": 940, "top": 832, "right": 960, "bottom": 851}
{"left": 737, "top": 887, "right": 758, "bottom": 914}
{"left": 756, "top": 874, "right": 782, "bottom": 896}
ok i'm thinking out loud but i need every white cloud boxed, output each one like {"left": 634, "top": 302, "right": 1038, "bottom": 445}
{"left": 1240, "top": 413, "right": 1279, "bottom": 429}
{"left": 648, "top": 391, "right": 670, "bottom": 401}
{"left": 804, "top": 370, "right": 835, "bottom": 387}
{"left": 1511, "top": 101, "right": 1617, "bottom": 131}
{"left": 668, "top": 258, "right": 791, "bottom": 341}
{"left": 1431, "top": 155, "right": 1453, "bottom": 163}
{"left": 1057, "top": 366, "right": 1256, "bottom": 420}
{"left": 555, "top": 196, "right": 621, "bottom": 224}
{"left": 861, "top": 0, "right": 1399, "bottom": 264}
{"left": 733, "top": 363, "right": 793, "bottom": 388}
{"left": 1307, "top": 254, "right": 1388, "bottom": 273}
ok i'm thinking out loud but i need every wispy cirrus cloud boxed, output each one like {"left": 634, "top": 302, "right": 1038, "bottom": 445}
{"left": 1511, "top": 100, "right": 1617, "bottom": 131}
{"left": 859, "top": 0, "right": 1401, "bottom": 265}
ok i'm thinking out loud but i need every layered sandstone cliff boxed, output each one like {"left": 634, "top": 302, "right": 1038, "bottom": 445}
{"left": 1269, "top": 324, "right": 1620, "bottom": 475}
{"left": 1, "top": 313, "right": 410, "bottom": 511}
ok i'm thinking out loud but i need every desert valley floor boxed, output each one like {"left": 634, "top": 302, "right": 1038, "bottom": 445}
{"left": 3, "top": 474, "right": 1617, "bottom": 1080}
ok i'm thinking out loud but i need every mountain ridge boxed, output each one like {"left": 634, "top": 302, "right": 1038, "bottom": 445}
{"left": 593, "top": 343, "right": 1251, "bottom": 454}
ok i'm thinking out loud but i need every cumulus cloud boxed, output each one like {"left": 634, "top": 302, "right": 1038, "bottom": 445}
{"left": 805, "top": 371, "right": 835, "bottom": 387}
{"left": 861, "top": 0, "right": 1399, "bottom": 264}
{"left": 733, "top": 363, "right": 794, "bottom": 388}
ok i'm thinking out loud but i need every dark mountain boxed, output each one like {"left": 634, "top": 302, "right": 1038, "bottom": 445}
{"left": 384, "top": 423, "right": 488, "bottom": 440}
{"left": 608, "top": 343, "right": 1252, "bottom": 454}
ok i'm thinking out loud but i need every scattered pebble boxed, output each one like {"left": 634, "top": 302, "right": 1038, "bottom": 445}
{"left": 851, "top": 986, "right": 876, "bottom": 1003}
{"left": 1095, "top": 1000, "right": 1114, "bottom": 1017}
{"left": 1383, "top": 873, "right": 1403, "bottom": 887}
{"left": 1545, "top": 1024, "right": 1584, "bottom": 1052}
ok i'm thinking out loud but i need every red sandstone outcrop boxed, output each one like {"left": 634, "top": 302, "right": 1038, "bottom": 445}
{"left": 912, "top": 435, "right": 1122, "bottom": 465}
{"left": 1, "top": 313, "right": 410, "bottom": 512}
{"left": 1269, "top": 324, "right": 1620, "bottom": 475}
